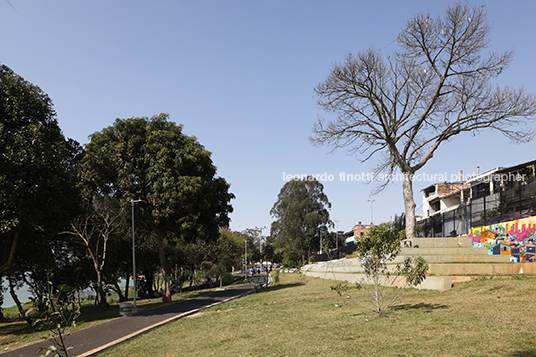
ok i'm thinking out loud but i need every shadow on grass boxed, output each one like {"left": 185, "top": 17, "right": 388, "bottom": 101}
{"left": 508, "top": 351, "right": 536, "bottom": 357}
{"left": 0, "top": 303, "right": 125, "bottom": 342}
{"left": 390, "top": 302, "right": 449, "bottom": 312}
{"left": 0, "top": 286, "right": 236, "bottom": 341}
{"left": 0, "top": 320, "right": 35, "bottom": 344}
{"left": 262, "top": 282, "right": 305, "bottom": 293}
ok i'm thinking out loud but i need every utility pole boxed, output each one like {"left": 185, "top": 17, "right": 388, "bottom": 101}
{"left": 131, "top": 199, "right": 143, "bottom": 314}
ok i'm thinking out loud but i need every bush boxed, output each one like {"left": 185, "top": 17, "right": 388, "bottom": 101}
{"left": 28, "top": 282, "right": 81, "bottom": 357}
{"left": 352, "top": 223, "right": 428, "bottom": 315}
{"left": 272, "top": 269, "right": 280, "bottom": 286}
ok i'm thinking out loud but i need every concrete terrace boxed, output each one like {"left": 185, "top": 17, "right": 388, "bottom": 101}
{"left": 301, "top": 236, "right": 536, "bottom": 291}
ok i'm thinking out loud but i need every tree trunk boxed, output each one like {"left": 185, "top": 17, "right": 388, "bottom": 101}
{"left": 160, "top": 266, "right": 171, "bottom": 301}
{"left": 98, "top": 288, "right": 108, "bottom": 306}
{"left": 179, "top": 267, "right": 184, "bottom": 294}
{"left": 0, "top": 231, "right": 19, "bottom": 276}
{"left": 403, "top": 172, "right": 417, "bottom": 239}
{"left": 123, "top": 270, "right": 130, "bottom": 301}
{"left": 94, "top": 286, "right": 99, "bottom": 306}
{"left": 142, "top": 268, "right": 154, "bottom": 296}
{"left": 96, "top": 271, "right": 109, "bottom": 306}
{"left": 112, "top": 280, "right": 126, "bottom": 302}
{"left": 7, "top": 273, "right": 27, "bottom": 323}
{"left": 0, "top": 288, "right": 5, "bottom": 320}
{"left": 157, "top": 234, "right": 171, "bottom": 302}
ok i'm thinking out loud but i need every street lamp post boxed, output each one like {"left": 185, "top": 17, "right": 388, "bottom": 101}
{"left": 244, "top": 240, "right": 248, "bottom": 281}
{"left": 131, "top": 199, "right": 142, "bottom": 314}
{"left": 334, "top": 220, "right": 340, "bottom": 260}
{"left": 255, "top": 226, "right": 267, "bottom": 255}
{"left": 256, "top": 225, "right": 267, "bottom": 275}
{"left": 367, "top": 199, "right": 375, "bottom": 225}
{"left": 319, "top": 227, "right": 324, "bottom": 254}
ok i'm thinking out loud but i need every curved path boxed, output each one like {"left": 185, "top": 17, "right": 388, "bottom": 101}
{"left": 3, "top": 284, "right": 254, "bottom": 357}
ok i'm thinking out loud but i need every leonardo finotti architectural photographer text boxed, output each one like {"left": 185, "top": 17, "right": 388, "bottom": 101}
{"left": 282, "top": 172, "right": 526, "bottom": 183}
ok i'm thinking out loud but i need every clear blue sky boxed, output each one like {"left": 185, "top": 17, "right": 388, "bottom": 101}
{"left": 2, "top": 0, "right": 535, "bottom": 235}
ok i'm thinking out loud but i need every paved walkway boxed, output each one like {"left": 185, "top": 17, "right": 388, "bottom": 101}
{"left": 3, "top": 284, "right": 254, "bottom": 357}
{"left": 251, "top": 273, "right": 272, "bottom": 287}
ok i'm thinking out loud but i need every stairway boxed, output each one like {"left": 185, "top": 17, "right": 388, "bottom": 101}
{"left": 403, "top": 236, "right": 534, "bottom": 275}
{"left": 301, "top": 236, "right": 536, "bottom": 291}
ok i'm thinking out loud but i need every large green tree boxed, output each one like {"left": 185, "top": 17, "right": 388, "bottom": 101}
{"left": 219, "top": 228, "right": 249, "bottom": 271}
{"left": 82, "top": 114, "right": 234, "bottom": 302}
{"left": 0, "top": 63, "right": 80, "bottom": 279}
{"left": 312, "top": 3, "right": 536, "bottom": 238}
{"left": 270, "top": 177, "right": 332, "bottom": 266}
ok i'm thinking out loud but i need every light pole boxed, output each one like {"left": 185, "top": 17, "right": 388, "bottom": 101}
{"left": 367, "top": 199, "right": 375, "bottom": 225}
{"left": 319, "top": 227, "right": 324, "bottom": 254}
{"left": 244, "top": 240, "right": 248, "bottom": 281}
{"left": 131, "top": 199, "right": 142, "bottom": 314}
{"left": 334, "top": 220, "right": 340, "bottom": 260}
{"left": 255, "top": 225, "right": 267, "bottom": 255}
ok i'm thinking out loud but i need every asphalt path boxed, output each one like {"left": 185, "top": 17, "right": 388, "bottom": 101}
{"left": 3, "top": 284, "right": 254, "bottom": 357}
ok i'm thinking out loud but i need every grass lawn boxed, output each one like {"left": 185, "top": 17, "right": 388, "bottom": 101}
{"left": 98, "top": 272, "right": 536, "bottom": 357}
{"left": 0, "top": 276, "right": 245, "bottom": 354}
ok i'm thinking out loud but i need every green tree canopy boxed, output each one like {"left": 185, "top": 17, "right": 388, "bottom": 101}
{"left": 270, "top": 177, "right": 332, "bottom": 266}
{"left": 0, "top": 63, "right": 80, "bottom": 277}
{"left": 81, "top": 114, "right": 234, "bottom": 302}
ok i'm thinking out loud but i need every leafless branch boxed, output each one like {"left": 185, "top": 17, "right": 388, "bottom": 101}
{"left": 311, "top": 2, "right": 536, "bottom": 238}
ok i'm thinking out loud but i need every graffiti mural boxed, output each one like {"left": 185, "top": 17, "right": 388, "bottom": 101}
{"left": 470, "top": 216, "right": 536, "bottom": 262}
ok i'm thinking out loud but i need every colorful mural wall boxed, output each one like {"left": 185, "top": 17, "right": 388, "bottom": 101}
{"left": 469, "top": 216, "right": 536, "bottom": 262}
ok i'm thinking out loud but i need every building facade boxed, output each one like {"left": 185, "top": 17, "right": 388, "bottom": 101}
{"left": 417, "top": 159, "right": 536, "bottom": 237}
{"left": 344, "top": 221, "right": 370, "bottom": 245}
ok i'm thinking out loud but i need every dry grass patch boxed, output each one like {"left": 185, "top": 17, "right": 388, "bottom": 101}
{"left": 187, "top": 308, "right": 238, "bottom": 320}
{"left": 99, "top": 273, "right": 536, "bottom": 357}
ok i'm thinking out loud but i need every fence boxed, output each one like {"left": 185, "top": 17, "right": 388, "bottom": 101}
{"left": 310, "top": 243, "right": 356, "bottom": 263}
{"left": 417, "top": 176, "right": 536, "bottom": 237}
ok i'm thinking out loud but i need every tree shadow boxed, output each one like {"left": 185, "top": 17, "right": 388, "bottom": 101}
{"left": 390, "top": 302, "right": 449, "bottom": 312}
{"left": 348, "top": 303, "right": 449, "bottom": 319}
{"left": 0, "top": 319, "right": 35, "bottom": 341}
{"left": 0, "top": 288, "right": 216, "bottom": 338}
{"left": 508, "top": 351, "right": 536, "bottom": 357}
{"left": 262, "top": 282, "right": 305, "bottom": 293}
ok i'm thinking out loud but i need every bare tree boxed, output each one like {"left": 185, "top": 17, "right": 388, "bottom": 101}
{"left": 63, "top": 199, "right": 125, "bottom": 306}
{"left": 311, "top": 2, "right": 536, "bottom": 238}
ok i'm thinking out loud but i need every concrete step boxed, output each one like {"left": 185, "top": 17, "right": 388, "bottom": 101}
{"left": 393, "top": 254, "right": 512, "bottom": 263}
{"left": 302, "top": 234, "right": 535, "bottom": 291}
{"left": 303, "top": 256, "right": 533, "bottom": 276}
{"left": 303, "top": 257, "right": 511, "bottom": 275}
{"left": 427, "top": 262, "right": 536, "bottom": 275}
{"left": 400, "top": 247, "right": 488, "bottom": 256}
{"left": 301, "top": 270, "right": 453, "bottom": 291}
{"left": 408, "top": 236, "right": 472, "bottom": 248}
{"left": 438, "top": 276, "right": 479, "bottom": 284}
